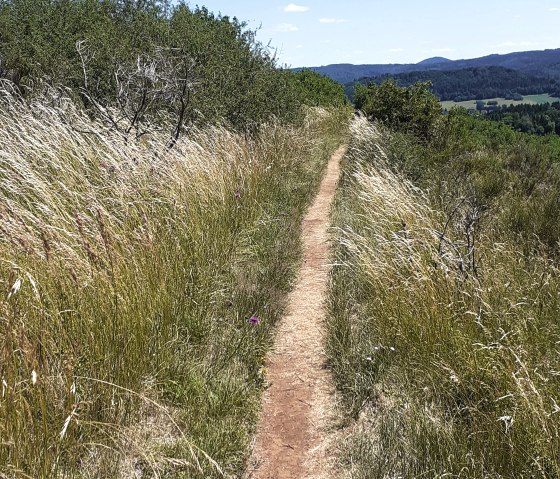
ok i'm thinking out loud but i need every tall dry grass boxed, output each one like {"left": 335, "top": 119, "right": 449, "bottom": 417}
{"left": 327, "top": 116, "right": 560, "bottom": 478}
{"left": 0, "top": 87, "right": 349, "bottom": 477}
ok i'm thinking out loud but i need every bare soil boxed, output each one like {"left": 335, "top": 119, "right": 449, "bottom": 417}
{"left": 247, "top": 144, "right": 347, "bottom": 479}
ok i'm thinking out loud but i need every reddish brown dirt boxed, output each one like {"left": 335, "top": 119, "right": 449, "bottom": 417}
{"left": 248, "top": 144, "right": 347, "bottom": 479}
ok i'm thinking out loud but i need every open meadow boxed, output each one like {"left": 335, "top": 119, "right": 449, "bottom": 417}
{"left": 441, "top": 93, "right": 560, "bottom": 110}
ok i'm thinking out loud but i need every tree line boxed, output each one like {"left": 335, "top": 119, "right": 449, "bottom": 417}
{"left": 486, "top": 102, "right": 560, "bottom": 136}
{"left": 349, "top": 66, "right": 560, "bottom": 102}
{"left": 0, "top": 0, "right": 346, "bottom": 139}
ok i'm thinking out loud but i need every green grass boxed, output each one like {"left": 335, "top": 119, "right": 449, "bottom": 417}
{"left": 441, "top": 93, "right": 560, "bottom": 110}
{"left": 0, "top": 94, "right": 350, "bottom": 477}
{"left": 327, "top": 116, "right": 560, "bottom": 478}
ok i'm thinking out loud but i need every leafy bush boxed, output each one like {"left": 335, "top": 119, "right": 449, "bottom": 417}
{"left": 293, "top": 69, "right": 347, "bottom": 108}
{"left": 355, "top": 79, "right": 441, "bottom": 141}
{"left": 0, "top": 1, "right": 333, "bottom": 135}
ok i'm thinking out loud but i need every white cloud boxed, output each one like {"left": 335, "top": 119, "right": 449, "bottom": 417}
{"left": 319, "top": 18, "right": 347, "bottom": 23}
{"left": 389, "top": 48, "right": 404, "bottom": 53}
{"left": 550, "top": 7, "right": 560, "bottom": 11}
{"left": 284, "top": 4, "right": 309, "bottom": 12}
{"left": 274, "top": 23, "right": 299, "bottom": 32}
{"left": 296, "top": 44, "right": 304, "bottom": 49}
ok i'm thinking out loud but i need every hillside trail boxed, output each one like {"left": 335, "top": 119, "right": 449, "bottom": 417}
{"left": 247, "top": 144, "right": 347, "bottom": 479}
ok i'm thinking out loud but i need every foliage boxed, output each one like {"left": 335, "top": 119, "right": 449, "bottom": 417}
{"left": 355, "top": 79, "right": 441, "bottom": 141}
{"left": 487, "top": 101, "right": 560, "bottom": 135}
{"left": 327, "top": 116, "right": 560, "bottom": 478}
{"left": 292, "top": 69, "right": 347, "bottom": 108}
{"left": 0, "top": 0, "right": 318, "bottom": 135}
{"left": 0, "top": 91, "right": 350, "bottom": 477}
{"left": 352, "top": 66, "right": 560, "bottom": 102}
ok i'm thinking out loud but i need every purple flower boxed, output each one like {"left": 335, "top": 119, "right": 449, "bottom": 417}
{"left": 248, "top": 315, "right": 261, "bottom": 325}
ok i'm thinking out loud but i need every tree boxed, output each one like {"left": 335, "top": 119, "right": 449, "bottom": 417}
{"left": 293, "top": 69, "right": 347, "bottom": 108}
{"left": 357, "top": 79, "right": 441, "bottom": 141}
{"left": 0, "top": 0, "right": 312, "bottom": 135}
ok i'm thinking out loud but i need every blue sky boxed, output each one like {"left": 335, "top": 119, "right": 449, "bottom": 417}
{"left": 189, "top": 1, "right": 560, "bottom": 67}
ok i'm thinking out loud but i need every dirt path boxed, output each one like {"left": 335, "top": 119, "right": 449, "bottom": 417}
{"left": 248, "top": 144, "right": 347, "bottom": 479}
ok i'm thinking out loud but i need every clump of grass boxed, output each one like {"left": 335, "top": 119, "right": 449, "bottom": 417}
{"left": 0, "top": 87, "right": 349, "bottom": 477}
{"left": 328, "top": 116, "right": 560, "bottom": 478}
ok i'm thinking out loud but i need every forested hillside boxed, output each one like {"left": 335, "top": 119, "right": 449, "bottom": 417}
{"left": 299, "top": 47, "right": 560, "bottom": 84}
{"left": 351, "top": 66, "right": 560, "bottom": 101}
{"left": 487, "top": 101, "right": 560, "bottom": 135}
{"left": 0, "top": 0, "right": 345, "bottom": 136}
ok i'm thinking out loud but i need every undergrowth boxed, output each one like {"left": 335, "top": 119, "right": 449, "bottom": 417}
{"left": 327, "top": 116, "right": 560, "bottom": 478}
{"left": 0, "top": 89, "right": 350, "bottom": 477}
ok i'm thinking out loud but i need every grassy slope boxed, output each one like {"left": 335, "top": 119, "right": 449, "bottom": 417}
{"left": 327, "top": 116, "right": 560, "bottom": 478}
{"left": 0, "top": 96, "right": 350, "bottom": 477}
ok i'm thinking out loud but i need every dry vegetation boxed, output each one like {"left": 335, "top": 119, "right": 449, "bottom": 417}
{"left": 0, "top": 86, "right": 349, "bottom": 477}
{"left": 327, "top": 116, "right": 560, "bottom": 478}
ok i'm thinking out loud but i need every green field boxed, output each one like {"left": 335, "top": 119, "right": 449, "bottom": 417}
{"left": 441, "top": 93, "right": 560, "bottom": 110}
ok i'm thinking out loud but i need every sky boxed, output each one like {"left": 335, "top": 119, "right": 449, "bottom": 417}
{"left": 188, "top": 1, "right": 560, "bottom": 67}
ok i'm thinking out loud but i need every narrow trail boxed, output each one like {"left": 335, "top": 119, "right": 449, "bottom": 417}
{"left": 248, "top": 144, "right": 347, "bottom": 479}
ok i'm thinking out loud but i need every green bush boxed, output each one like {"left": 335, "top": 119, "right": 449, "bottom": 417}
{"left": 0, "top": 1, "right": 314, "bottom": 133}
{"left": 355, "top": 79, "right": 441, "bottom": 141}
{"left": 293, "top": 69, "right": 347, "bottom": 108}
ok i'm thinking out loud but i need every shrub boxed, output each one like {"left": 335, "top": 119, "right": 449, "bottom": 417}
{"left": 354, "top": 79, "right": 441, "bottom": 141}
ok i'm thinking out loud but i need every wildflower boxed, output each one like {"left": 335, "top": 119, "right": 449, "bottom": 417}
{"left": 389, "top": 346, "right": 396, "bottom": 352}
{"left": 31, "top": 370, "right": 38, "bottom": 385}
{"left": 365, "top": 356, "right": 373, "bottom": 361}
{"left": 7, "top": 278, "right": 22, "bottom": 300}
{"left": 248, "top": 315, "right": 261, "bottom": 325}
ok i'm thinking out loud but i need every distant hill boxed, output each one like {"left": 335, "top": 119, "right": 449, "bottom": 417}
{"left": 296, "top": 48, "right": 560, "bottom": 84}
{"left": 350, "top": 66, "right": 560, "bottom": 102}
{"left": 416, "top": 56, "right": 453, "bottom": 67}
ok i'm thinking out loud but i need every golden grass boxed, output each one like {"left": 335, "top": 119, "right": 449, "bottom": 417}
{"left": 327, "top": 115, "right": 560, "bottom": 478}
{"left": 0, "top": 87, "right": 350, "bottom": 477}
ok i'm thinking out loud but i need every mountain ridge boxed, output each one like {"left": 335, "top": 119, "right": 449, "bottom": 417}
{"left": 294, "top": 48, "right": 560, "bottom": 84}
